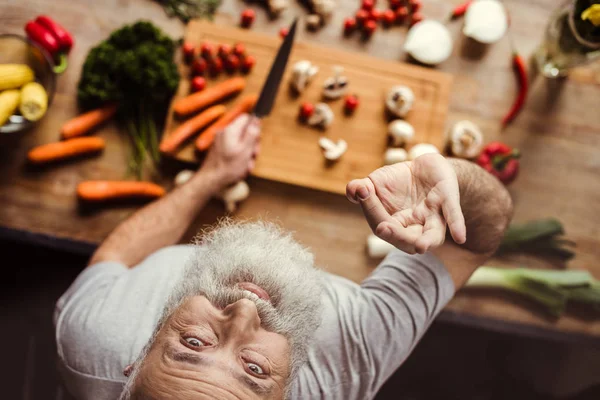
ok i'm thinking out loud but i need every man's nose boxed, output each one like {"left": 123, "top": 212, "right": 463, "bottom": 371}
{"left": 223, "top": 298, "right": 261, "bottom": 333}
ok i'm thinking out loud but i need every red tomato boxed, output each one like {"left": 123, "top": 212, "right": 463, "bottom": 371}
{"left": 209, "top": 58, "right": 223, "bottom": 76}
{"left": 361, "top": 0, "right": 375, "bottom": 12}
{"left": 344, "top": 94, "right": 359, "bottom": 113}
{"left": 369, "top": 9, "right": 382, "bottom": 21}
{"left": 240, "top": 9, "right": 256, "bottom": 28}
{"left": 241, "top": 55, "right": 256, "bottom": 73}
{"left": 382, "top": 9, "right": 396, "bottom": 26}
{"left": 200, "top": 42, "right": 214, "bottom": 59}
{"left": 191, "top": 58, "right": 207, "bottom": 75}
{"left": 299, "top": 102, "right": 315, "bottom": 119}
{"left": 182, "top": 42, "right": 195, "bottom": 63}
{"left": 389, "top": 0, "right": 402, "bottom": 10}
{"left": 395, "top": 6, "right": 409, "bottom": 23}
{"left": 363, "top": 19, "right": 377, "bottom": 37}
{"left": 191, "top": 76, "right": 206, "bottom": 92}
{"left": 355, "top": 9, "right": 369, "bottom": 26}
{"left": 233, "top": 43, "right": 246, "bottom": 57}
{"left": 217, "top": 44, "right": 231, "bottom": 59}
{"left": 409, "top": 0, "right": 422, "bottom": 12}
{"left": 343, "top": 17, "right": 357, "bottom": 35}
{"left": 279, "top": 27, "right": 288, "bottom": 38}
{"left": 410, "top": 12, "right": 424, "bottom": 26}
{"left": 225, "top": 54, "right": 240, "bottom": 73}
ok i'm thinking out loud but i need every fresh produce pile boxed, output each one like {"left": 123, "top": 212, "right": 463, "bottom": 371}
{"left": 183, "top": 40, "right": 256, "bottom": 80}
{"left": 0, "top": 65, "right": 48, "bottom": 126}
{"left": 344, "top": 0, "right": 423, "bottom": 40}
{"left": 77, "top": 21, "right": 179, "bottom": 177}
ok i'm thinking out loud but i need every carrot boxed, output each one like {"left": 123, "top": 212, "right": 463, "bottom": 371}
{"left": 77, "top": 180, "right": 166, "bottom": 201}
{"left": 159, "top": 105, "right": 226, "bottom": 154}
{"left": 195, "top": 94, "right": 258, "bottom": 152}
{"left": 60, "top": 104, "right": 117, "bottom": 140}
{"left": 173, "top": 77, "right": 246, "bottom": 117}
{"left": 28, "top": 137, "right": 106, "bottom": 164}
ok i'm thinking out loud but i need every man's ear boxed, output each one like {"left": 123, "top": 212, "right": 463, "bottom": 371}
{"left": 124, "top": 364, "right": 133, "bottom": 377}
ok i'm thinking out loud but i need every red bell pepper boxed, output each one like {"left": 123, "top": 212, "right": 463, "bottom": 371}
{"left": 476, "top": 142, "right": 520, "bottom": 184}
{"left": 24, "top": 16, "right": 73, "bottom": 74}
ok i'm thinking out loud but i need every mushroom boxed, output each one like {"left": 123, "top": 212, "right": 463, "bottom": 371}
{"left": 290, "top": 60, "right": 319, "bottom": 93}
{"left": 307, "top": 103, "right": 334, "bottom": 128}
{"left": 217, "top": 181, "right": 250, "bottom": 213}
{"left": 449, "top": 120, "right": 484, "bottom": 159}
{"left": 322, "top": 66, "right": 348, "bottom": 100}
{"left": 311, "top": 0, "right": 336, "bottom": 19}
{"left": 404, "top": 20, "right": 453, "bottom": 65}
{"left": 388, "top": 120, "right": 415, "bottom": 147}
{"left": 408, "top": 143, "right": 440, "bottom": 160}
{"left": 305, "top": 14, "right": 322, "bottom": 31}
{"left": 367, "top": 234, "right": 395, "bottom": 258}
{"left": 174, "top": 169, "right": 194, "bottom": 186}
{"left": 266, "top": 0, "right": 288, "bottom": 16}
{"left": 385, "top": 85, "right": 414, "bottom": 118}
{"left": 319, "top": 137, "right": 347, "bottom": 161}
{"left": 463, "top": 0, "right": 508, "bottom": 44}
{"left": 384, "top": 148, "right": 408, "bottom": 165}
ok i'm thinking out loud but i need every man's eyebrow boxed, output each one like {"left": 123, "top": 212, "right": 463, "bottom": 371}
{"left": 167, "top": 347, "right": 273, "bottom": 396}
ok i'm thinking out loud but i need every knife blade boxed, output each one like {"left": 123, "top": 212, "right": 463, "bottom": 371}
{"left": 252, "top": 18, "right": 298, "bottom": 119}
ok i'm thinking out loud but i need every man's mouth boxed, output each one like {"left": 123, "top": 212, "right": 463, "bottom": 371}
{"left": 237, "top": 282, "right": 271, "bottom": 302}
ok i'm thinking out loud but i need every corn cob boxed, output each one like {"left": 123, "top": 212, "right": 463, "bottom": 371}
{"left": 20, "top": 82, "right": 47, "bottom": 121}
{"left": 0, "top": 64, "right": 35, "bottom": 91}
{"left": 0, "top": 90, "right": 21, "bottom": 126}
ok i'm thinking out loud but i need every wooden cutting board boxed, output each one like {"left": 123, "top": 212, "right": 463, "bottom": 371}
{"left": 164, "top": 20, "right": 453, "bottom": 195}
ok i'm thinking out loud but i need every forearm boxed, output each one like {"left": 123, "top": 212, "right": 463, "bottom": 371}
{"left": 449, "top": 158, "right": 513, "bottom": 254}
{"left": 89, "top": 168, "right": 222, "bottom": 267}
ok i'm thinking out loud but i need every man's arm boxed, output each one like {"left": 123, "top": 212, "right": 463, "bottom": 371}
{"left": 89, "top": 115, "right": 261, "bottom": 267}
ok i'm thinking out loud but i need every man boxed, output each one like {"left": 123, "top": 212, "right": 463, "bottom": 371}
{"left": 54, "top": 115, "right": 512, "bottom": 399}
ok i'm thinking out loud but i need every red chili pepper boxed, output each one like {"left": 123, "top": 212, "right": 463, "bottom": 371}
{"left": 24, "top": 20, "right": 68, "bottom": 73}
{"left": 502, "top": 52, "right": 528, "bottom": 127}
{"left": 476, "top": 141, "right": 520, "bottom": 184}
{"left": 35, "top": 16, "right": 74, "bottom": 53}
{"left": 449, "top": 0, "right": 473, "bottom": 19}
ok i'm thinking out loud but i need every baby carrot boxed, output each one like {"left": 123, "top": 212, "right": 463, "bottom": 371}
{"left": 28, "top": 137, "right": 105, "bottom": 164}
{"left": 173, "top": 77, "right": 246, "bottom": 117}
{"left": 60, "top": 104, "right": 117, "bottom": 139}
{"left": 195, "top": 94, "right": 258, "bottom": 152}
{"left": 77, "top": 181, "right": 166, "bottom": 201}
{"left": 159, "top": 105, "right": 226, "bottom": 154}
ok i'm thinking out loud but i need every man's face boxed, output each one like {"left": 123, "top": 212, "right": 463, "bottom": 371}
{"left": 137, "top": 295, "right": 290, "bottom": 399}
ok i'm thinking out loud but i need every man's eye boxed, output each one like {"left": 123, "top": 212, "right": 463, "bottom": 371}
{"left": 247, "top": 362, "right": 265, "bottom": 376}
{"left": 184, "top": 337, "right": 203, "bottom": 348}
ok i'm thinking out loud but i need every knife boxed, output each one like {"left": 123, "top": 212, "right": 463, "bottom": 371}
{"left": 252, "top": 18, "right": 298, "bottom": 118}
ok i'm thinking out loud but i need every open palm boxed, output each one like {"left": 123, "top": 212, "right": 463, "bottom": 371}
{"left": 347, "top": 154, "right": 467, "bottom": 254}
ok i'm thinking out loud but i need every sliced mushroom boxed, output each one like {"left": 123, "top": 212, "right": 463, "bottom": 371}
{"left": 449, "top": 120, "right": 484, "bottom": 159}
{"left": 385, "top": 85, "right": 415, "bottom": 118}
{"left": 307, "top": 103, "right": 334, "bottom": 128}
{"left": 408, "top": 143, "right": 440, "bottom": 160}
{"left": 312, "top": 0, "right": 336, "bottom": 19}
{"left": 319, "top": 137, "right": 347, "bottom": 161}
{"left": 384, "top": 148, "right": 408, "bottom": 165}
{"left": 388, "top": 120, "right": 415, "bottom": 147}
{"left": 322, "top": 66, "right": 348, "bottom": 100}
{"left": 266, "top": 0, "right": 288, "bottom": 16}
{"left": 217, "top": 181, "right": 250, "bottom": 213}
{"left": 290, "top": 60, "right": 319, "bottom": 93}
{"left": 305, "top": 14, "right": 322, "bottom": 31}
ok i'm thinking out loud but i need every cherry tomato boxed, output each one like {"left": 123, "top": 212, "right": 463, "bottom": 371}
{"left": 410, "top": 11, "right": 424, "bottom": 26}
{"left": 200, "top": 42, "right": 214, "bottom": 59}
{"left": 409, "top": 0, "right": 422, "bottom": 13}
{"left": 299, "top": 102, "right": 315, "bottom": 119}
{"left": 192, "top": 58, "right": 207, "bottom": 75}
{"left": 241, "top": 9, "right": 256, "bottom": 28}
{"left": 369, "top": 9, "right": 382, "bottom": 21}
{"left": 355, "top": 9, "right": 369, "bottom": 26}
{"left": 241, "top": 55, "right": 256, "bottom": 73}
{"left": 233, "top": 43, "right": 246, "bottom": 57}
{"left": 217, "top": 44, "right": 231, "bottom": 59}
{"left": 344, "top": 94, "right": 359, "bottom": 114}
{"left": 209, "top": 57, "right": 223, "bottom": 76}
{"left": 225, "top": 54, "right": 240, "bottom": 73}
{"left": 182, "top": 42, "right": 195, "bottom": 63}
{"left": 389, "top": 0, "right": 402, "bottom": 10}
{"left": 343, "top": 17, "right": 357, "bottom": 35}
{"left": 395, "top": 6, "right": 409, "bottom": 23}
{"left": 279, "top": 27, "right": 288, "bottom": 38}
{"left": 191, "top": 76, "right": 206, "bottom": 92}
{"left": 382, "top": 9, "right": 396, "bottom": 26}
{"left": 363, "top": 19, "right": 377, "bottom": 37}
{"left": 361, "top": 0, "right": 375, "bottom": 12}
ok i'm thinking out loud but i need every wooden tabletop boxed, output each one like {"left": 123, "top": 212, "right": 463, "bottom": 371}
{"left": 1, "top": 0, "right": 599, "bottom": 343}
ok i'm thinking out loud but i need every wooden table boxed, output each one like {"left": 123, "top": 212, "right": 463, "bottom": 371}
{"left": 1, "top": 0, "right": 599, "bottom": 345}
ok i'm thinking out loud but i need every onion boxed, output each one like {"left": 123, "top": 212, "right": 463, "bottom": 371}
{"left": 404, "top": 20, "right": 453, "bottom": 65}
{"left": 463, "top": 0, "right": 508, "bottom": 44}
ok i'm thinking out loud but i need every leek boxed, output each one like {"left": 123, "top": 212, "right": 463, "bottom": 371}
{"left": 466, "top": 266, "right": 600, "bottom": 317}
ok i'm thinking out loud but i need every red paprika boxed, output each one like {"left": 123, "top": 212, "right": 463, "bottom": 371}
{"left": 477, "top": 142, "right": 520, "bottom": 184}
{"left": 25, "top": 21, "right": 61, "bottom": 56}
{"left": 35, "top": 16, "right": 74, "bottom": 53}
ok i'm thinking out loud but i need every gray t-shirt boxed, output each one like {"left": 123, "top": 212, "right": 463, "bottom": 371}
{"left": 54, "top": 246, "right": 454, "bottom": 399}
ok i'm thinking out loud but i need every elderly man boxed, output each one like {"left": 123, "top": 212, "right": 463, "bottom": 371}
{"left": 54, "top": 115, "right": 512, "bottom": 400}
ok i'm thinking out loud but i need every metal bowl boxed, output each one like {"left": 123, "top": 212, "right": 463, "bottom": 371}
{"left": 0, "top": 33, "right": 56, "bottom": 134}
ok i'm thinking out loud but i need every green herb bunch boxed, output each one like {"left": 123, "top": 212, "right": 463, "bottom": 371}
{"left": 78, "top": 21, "right": 180, "bottom": 178}
{"left": 155, "top": 0, "right": 222, "bottom": 23}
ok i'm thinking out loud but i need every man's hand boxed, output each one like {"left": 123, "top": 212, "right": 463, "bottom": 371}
{"left": 347, "top": 154, "right": 467, "bottom": 255}
{"left": 202, "top": 114, "right": 261, "bottom": 189}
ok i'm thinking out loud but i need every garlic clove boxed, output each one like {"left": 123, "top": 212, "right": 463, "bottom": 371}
{"left": 408, "top": 143, "right": 440, "bottom": 160}
{"left": 384, "top": 148, "right": 408, "bottom": 165}
{"left": 463, "top": 0, "right": 508, "bottom": 44}
{"left": 388, "top": 119, "right": 415, "bottom": 147}
{"left": 385, "top": 85, "right": 414, "bottom": 118}
{"left": 404, "top": 20, "right": 453, "bottom": 65}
